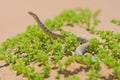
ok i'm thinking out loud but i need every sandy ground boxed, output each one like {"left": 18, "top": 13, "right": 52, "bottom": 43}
{"left": 0, "top": 0, "right": 120, "bottom": 80}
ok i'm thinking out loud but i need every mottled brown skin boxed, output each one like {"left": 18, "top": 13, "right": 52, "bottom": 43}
{"left": 28, "top": 12, "right": 65, "bottom": 39}
{"left": 28, "top": 11, "right": 89, "bottom": 56}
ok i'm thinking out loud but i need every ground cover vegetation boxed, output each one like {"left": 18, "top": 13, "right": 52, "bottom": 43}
{"left": 0, "top": 8, "right": 120, "bottom": 80}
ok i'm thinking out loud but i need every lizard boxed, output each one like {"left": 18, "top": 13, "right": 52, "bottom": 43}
{"left": 28, "top": 11, "right": 90, "bottom": 56}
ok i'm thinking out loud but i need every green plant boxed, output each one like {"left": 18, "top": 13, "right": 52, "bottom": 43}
{"left": 76, "top": 8, "right": 101, "bottom": 29}
{"left": 64, "top": 56, "right": 75, "bottom": 69}
{"left": 23, "top": 66, "right": 35, "bottom": 77}
{"left": 58, "top": 61, "right": 66, "bottom": 73}
{"left": 87, "top": 70, "right": 101, "bottom": 80}
{"left": 42, "top": 62, "right": 51, "bottom": 77}
{"left": 52, "top": 55, "right": 62, "bottom": 67}
{"left": 30, "top": 73, "right": 44, "bottom": 80}
{"left": 64, "top": 75, "right": 80, "bottom": 80}
{"left": 62, "top": 31, "right": 80, "bottom": 55}
{"left": 111, "top": 19, "right": 120, "bottom": 26}
{"left": 55, "top": 74, "right": 60, "bottom": 79}
{"left": 87, "top": 38, "right": 100, "bottom": 52}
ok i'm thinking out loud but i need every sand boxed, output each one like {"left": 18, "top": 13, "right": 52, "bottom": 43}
{"left": 0, "top": 0, "right": 120, "bottom": 80}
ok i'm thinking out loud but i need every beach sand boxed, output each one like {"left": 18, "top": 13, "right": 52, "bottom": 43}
{"left": 0, "top": 0, "right": 120, "bottom": 80}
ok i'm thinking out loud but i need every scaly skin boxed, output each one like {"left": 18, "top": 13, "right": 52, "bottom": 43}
{"left": 28, "top": 12, "right": 65, "bottom": 39}
{"left": 28, "top": 11, "right": 89, "bottom": 56}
